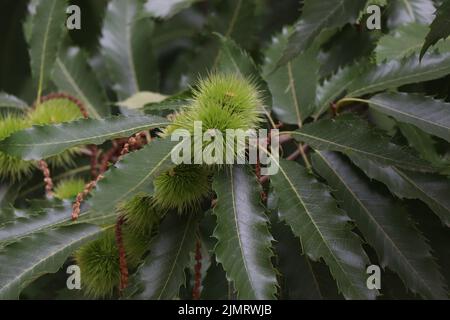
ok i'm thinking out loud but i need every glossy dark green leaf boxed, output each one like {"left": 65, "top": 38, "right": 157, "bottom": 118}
{"left": 375, "top": 23, "right": 438, "bottom": 63}
{"left": 201, "top": 259, "right": 229, "bottom": 300}
{"left": 349, "top": 154, "right": 450, "bottom": 227}
{"left": 0, "top": 223, "right": 101, "bottom": 299}
{"left": 143, "top": 0, "right": 201, "bottom": 19}
{"left": 272, "top": 221, "right": 322, "bottom": 299}
{"left": 208, "top": 0, "right": 258, "bottom": 52}
{"left": 128, "top": 213, "right": 199, "bottom": 299}
{"left": 0, "top": 200, "right": 73, "bottom": 246}
{"left": 270, "top": 158, "right": 376, "bottom": 300}
{"left": 347, "top": 52, "right": 450, "bottom": 97}
{"left": 143, "top": 98, "right": 188, "bottom": 115}
{"left": 52, "top": 47, "right": 110, "bottom": 118}
{"left": 82, "top": 139, "right": 178, "bottom": 225}
{"left": 398, "top": 123, "right": 443, "bottom": 165}
{"left": 312, "top": 151, "right": 447, "bottom": 299}
{"left": 100, "top": 0, "right": 158, "bottom": 100}
{"left": 277, "top": 0, "right": 366, "bottom": 66}
{"left": 313, "top": 63, "right": 366, "bottom": 119}
{"left": 292, "top": 114, "right": 433, "bottom": 172}
{"left": 29, "top": 0, "right": 67, "bottom": 99}
{"left": 213, "top": 166, "right": 278, "bottom": 299}
{"left": 369, "top": 92, "right": 450, "bottom": 143}
{"left": 387, "top": 0, "right": 435, "bottom": 28}
{"left": 0, "top": 115, "right": 169, "bottom": 160}
{"left": 263, "top": 28, "right": 319, "bottom": 125}
{"left": 216, "top": 35, "right": 270, "bottom": 107}
{"left": 420, "top": 1, "right": 450, "bottom": 58}
{"left": 0, "top": 93, "right": 28, "bottom": 112}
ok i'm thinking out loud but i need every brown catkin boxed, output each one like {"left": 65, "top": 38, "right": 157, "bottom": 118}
{"left": 71, "top": 174, "right": 103, "bottom": 220}
{"left": 89, "top": 145, "right": 99, "bottom": 178}
{"left": 38, "top": 160, "right": 53, "bottom": 198}
{"left": 192, "top": 239, "right": 202, "bottom": 300}
{"left": 36, "top": 92, "right": 89, "bottom": 118}
{"left": 115, "top": 216, "right": 128, "bottom": 293}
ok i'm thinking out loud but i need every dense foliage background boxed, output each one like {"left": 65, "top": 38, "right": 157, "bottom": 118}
{"left": 0, "top": 0, "right": 449, "bottom": 300}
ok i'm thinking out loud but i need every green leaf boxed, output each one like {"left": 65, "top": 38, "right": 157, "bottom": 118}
{"left": 212, "top": 166, "right": 277, "bottom": 299}
{"left": 0, "top": 201, "right": 73, "bottom": 246}
{"left": 270, "top": 158, "right": 376, "bottom": 300}
{"left": 143, "top": 98, "right": 188, "bottom": 115}
{"left": 29, "top": 0, "right": 67, "bottom": 100}
{"left": 292, "top": 114, "right": 433, "bottom": 172}
{"left": 143, "top": 0, "right": 201, "bottom": 19}
{"left": 387, "top": 0, "right": 435, "bottom": 28}
{"left": 347, "top": 52, "right": 450, "bottom": 97}
{"left": 313, "top": 63, "right": 366, "bottom": 119}
{"left": 117, "top": 92, "right": 168, "bottom": 110}
{"left": 216, "top": 35, "right": 271, "bottom": 107}
{"left": 349, "top": 154, "right": 450, "bottom": 228}
{"left": 52, "top": 47, "right": 110, "bottom": 118}
{"left": 312, "top": 151, "right": 447, "bottom": 299}
{"left": 0, "top": 223, "right": 101, "bottom": 299}
{"left": 369, "top": 92, "right": 450, "bottom": 143}
{"left": 201, "top": 259, "right": 229, "bottom": 300}
{"left": 23, "top": 0, "right": 40, "bottom": 44}
{"left": 263, "top": 28, "right": 320, "bottom": 125}
{"left": 277, "top": 0, "right": 366, "bottom": 66}
{"left": 0, "top": 93, "right": 28, "bottom": 112}
{"left": 127, "top": 213, "right": 199, "bottom": 299}
{"left": 208, "top": 0, "right": 258, "bottom": 51}
{"left": 272, "top": 221, "right": 323, "bottom": 299}
{"left": 377, "top": 23, "right": 450, "bottom": 63}
{"left": 0, "top": 115, "right": 169, "bottom": 160}
{"left": 398, "top": 123, "right": 443, "bottom": 165}
{"left": 420, "top": 1, "right": 450, "bottom": 59}
{"left": 81, "top": 139, "right": 178, "bottom": 225}
{"left": 101, "top": 0, "right": 159, "bottom": 100}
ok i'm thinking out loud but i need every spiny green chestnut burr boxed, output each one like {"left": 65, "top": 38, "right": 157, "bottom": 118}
{"left": 75, "top": 229, "right": 120, "bottom": 298}
{"left": 53, "top": 178, "right": 85, "bottom": 200}
{"left": 75, "top": 227, "right": 152, "bottom": 298}
{"left": 0, "top": 115, "right": 34, "bottom": 180}
{"left": 153, "top": 165, "right": 211, "bottom": 213}
{"left": 119, "top": 194, "right": 161, "bottom": 235}
{"left": 28, "top": 98, "right": 84, "bottom": 167}
{"left": 165, "top": 73, "right": 264, "bottom": 135}
{"left": 28, "top": 98, "right": 83, "bottom": 125}
{"left": 75, "top": 196, "right": 160, "bottom": 298}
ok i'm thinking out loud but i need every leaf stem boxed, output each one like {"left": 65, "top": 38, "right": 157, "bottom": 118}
{"left": 334, "top": 97, "right": 369, "bottom": 113}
